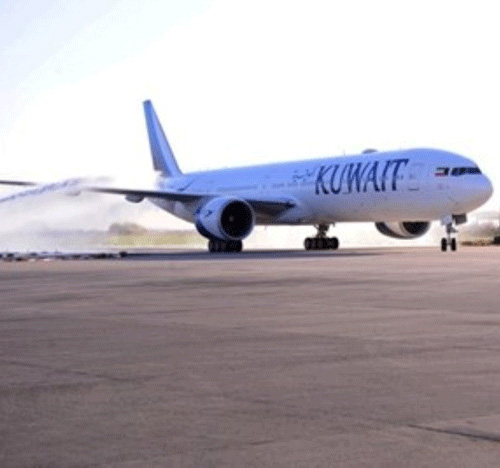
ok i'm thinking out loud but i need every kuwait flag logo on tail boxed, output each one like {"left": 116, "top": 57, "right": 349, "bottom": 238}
{"left": 435, "top": 167, "right": 449, "bottom": 177}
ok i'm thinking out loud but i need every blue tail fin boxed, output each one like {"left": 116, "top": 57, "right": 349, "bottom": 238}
{"left": 143, "top": 100, "right": 182, "bottom": 177}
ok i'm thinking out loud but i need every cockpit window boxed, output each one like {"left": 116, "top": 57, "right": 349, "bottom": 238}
{"left": 451, "top": 167, "right": 482, "bottom": 176}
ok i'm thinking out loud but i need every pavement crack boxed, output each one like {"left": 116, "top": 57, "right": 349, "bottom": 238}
{"left": 408, "top": 423, "right": 500, "bottom": 443}
{"left": 0, "top": 358, "right": 141, "bottom": 384}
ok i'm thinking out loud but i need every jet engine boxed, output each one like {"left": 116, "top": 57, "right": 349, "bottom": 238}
{"left": 375, "top": 221, "right": 431, "bottom": 239}
{"left": 195, "top": 197, "right": 255, "bottom": 241}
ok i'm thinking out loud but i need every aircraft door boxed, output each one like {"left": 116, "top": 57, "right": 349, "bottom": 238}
{"left": 407, "top": 163, "right": 424, "bottom": 191}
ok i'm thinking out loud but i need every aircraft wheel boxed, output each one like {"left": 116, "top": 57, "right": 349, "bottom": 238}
{"left": 209, "top": 239, "right": 243, "bottom": 253}
{"left": 305, "top": 237, "right": 340, "bottom": 251}
{"left": 451, "top": 238, "right": 457, "bottom": 251}
{"left": 208, "top": 239, "right": 225, "bottom": 252}
{"left": 441, "top": 238, "right": 447, "bottom": 252}
{"left": 228, "top": 240, "right": 243, "bottom": 252}
{"left": 330, "top": 237, "right": 339, "bottom": 250}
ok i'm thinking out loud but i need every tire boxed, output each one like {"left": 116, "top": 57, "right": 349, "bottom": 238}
{"left": 304, "top": 238, "right": 312, "bottom": 250}
{"left": 228, "top": 241, "right": 242, "bottom": 252}
{"left": 451, "top": 238, "right": 457, "bottom": 251}
{"left": 208, "top": 239, "right": 215, "bottom": 252}
{"left": 330, "top": 237, "right": 339, "bottom": 250}
{"left": 441, "top": 238, "right": 447, "bottom": 252}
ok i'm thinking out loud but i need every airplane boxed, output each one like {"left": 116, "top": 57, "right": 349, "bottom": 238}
{"left": 0, "top": 100, "right": 494, "bottom": 253}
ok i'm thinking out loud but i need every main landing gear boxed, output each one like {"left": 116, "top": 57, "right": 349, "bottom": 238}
{"left": 208, "top": 239, "right": 243, "bottom": 253}
{"left": 304, "top": 224, "right": 339, "bottom": 251}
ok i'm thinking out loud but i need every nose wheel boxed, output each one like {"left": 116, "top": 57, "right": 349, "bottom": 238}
{"left": 304, "top": 224, "right": 339, "bottom": 251}
{"left": 441, "top": 218, "right": 458, "bottom": 252}
{"left": 441, "top": 237, "right": 457, "bottom": 252}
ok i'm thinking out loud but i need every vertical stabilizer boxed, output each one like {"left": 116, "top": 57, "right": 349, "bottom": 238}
{"left": 143, "top": 100, "right": 182, "bottom": 177}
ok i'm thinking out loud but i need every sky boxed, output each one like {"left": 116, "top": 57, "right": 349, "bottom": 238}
{"left": 0, "top": 0, "right": 499, "bottom": 236}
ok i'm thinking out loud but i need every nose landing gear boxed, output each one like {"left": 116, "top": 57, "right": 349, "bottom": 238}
{"left": 304, "top": 224, "right": 339, "bottom": 251}
{"left": 441, "top": 234, "right": 457, "bottom": 252}
{"left": 441, "top": 215, "right": 464, "bottom": 252}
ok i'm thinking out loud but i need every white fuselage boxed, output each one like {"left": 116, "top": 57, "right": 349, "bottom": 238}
{"left": 150, "top": 148, "right": 493, "bottom": 225}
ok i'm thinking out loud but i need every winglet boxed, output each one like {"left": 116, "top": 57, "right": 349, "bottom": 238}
{"left": 143, "top": 100, "right": 182, "bottom": 177}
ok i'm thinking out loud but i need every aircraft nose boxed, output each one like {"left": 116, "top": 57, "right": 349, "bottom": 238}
{"left": 474, "top": 174, "right": 494, "bottom": 206}
{"left": 480, "top": 174, "right": 493, "bottom": 201}
{"left": 453, "top": 172, "right": 494, "bottom": 211}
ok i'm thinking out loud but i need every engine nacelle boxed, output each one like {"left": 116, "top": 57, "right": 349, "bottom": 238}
{"left": 375, "top": 221, "right": 431, "bottom": 239}
{"left": 195, "top": 197, "right": 255, "bottom": 241}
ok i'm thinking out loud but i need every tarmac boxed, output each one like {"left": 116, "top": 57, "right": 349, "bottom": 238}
{"left": 1, "top": 247, "right": 500, "bottom": 467}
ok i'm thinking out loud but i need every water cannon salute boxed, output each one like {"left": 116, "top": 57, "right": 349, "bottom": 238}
{"left": 0, "top": 100, "right": 493, "bottom": 253}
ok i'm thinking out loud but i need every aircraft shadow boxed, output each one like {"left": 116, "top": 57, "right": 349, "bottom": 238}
{"left": 124, "top": 249, "right": 386, "bottom": 262}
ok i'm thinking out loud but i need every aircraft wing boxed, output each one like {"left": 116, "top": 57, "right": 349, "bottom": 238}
{"left": 90, "top": 186, "right": 204, "bottom": 203}
{"left": 91, "top": 186, "right": 296, "bottom": 216}
{"left": 245, "top": 197, "right": 296, "bottom": 216}
{"left": 0, "top": 178, "right": 87, "bottom": 204}
{"left": 0, "top": 179, "right": 36, "bottom": 187}
{"left": 0, "top": 179, "right": 296, "bottom": 216}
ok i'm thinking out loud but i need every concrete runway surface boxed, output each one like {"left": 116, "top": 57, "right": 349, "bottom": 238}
{"left": 1, "top": 247, "right": 500, "bottom": 467}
